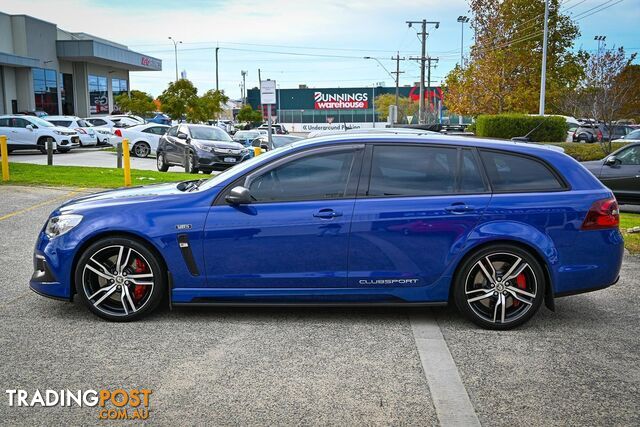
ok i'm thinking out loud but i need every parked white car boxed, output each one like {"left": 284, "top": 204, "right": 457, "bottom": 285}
{"left": 45, "top": 115, "right": 98, "bottom": 146}
{"left": 0, "top": 115, "right": 79, "bottom": 153}
{"left": 85, "top": 116, "right": 140, "bottom": 129}
{"left": 91, "top": 127, "right": 112, "bottom": 145}
{"left": 108, "top": 114, "right": 145, "bottom": 125}
{"left": 110, "top": 123, "right": 170, "bottom": 157}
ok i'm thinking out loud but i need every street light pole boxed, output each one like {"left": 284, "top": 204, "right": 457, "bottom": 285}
{"left": 215, "top": 47, "right": 219, "bottom": 91}
{"left": 538, "top": 0, "right": 549, "bottom": 115}
{"left": 168, "top": 37, "right": 182, "bottom": 82}
{"left": 364, "top": 55, "right": 403, "bottom": 123}
{"left": 457, "top": 15, "right": 469, "bottom": 125}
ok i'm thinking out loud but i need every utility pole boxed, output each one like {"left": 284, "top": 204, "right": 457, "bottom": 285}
{"left": 168, "top": 37, "right": 182, "bottom": 82}
{"left": 407, "top": 19, "right": 439, "bottom": 124}
{"left": 457, "top": 15, "right": 469, "bottom": 126}
{"left": 241, "top": 70, "right": 247, "bottom": 104}
{"left": 539, "top": 0, "right": 549, "bottom": 115}
{"left": 364, "top": 55, "right": 404, "bottom": 123}
{"left": 426, "top": 57, "right": 438, "bottom": 123}
{"left": 391, "top": 52, "right": 405, "bottom": 110}
{"left": 215, "top": 47, "right": 219, "bottom": 91}
{"left": 594, "top": 35, "right": 606, "bottom": 54}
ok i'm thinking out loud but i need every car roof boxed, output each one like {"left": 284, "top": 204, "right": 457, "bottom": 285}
{"left": 295, "top": 133, "right": 566, "bottom": 156}
{"left": 45, "top": 116, "right": 80, "bottom": 120}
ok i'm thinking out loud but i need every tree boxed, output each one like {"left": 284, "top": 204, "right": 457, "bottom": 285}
{"left": 581, "top": 47, "right": 637, "bottom": 152}
{"left": 189, "top": 89, "right": 229, "bottom": 123}
{"left": 157, "top": 79, "right": 199, "bottom": 120}
{"left": 114, "top": 90, "right": 156, "bottom": 117}
{"left": 374, "top": 94, "right": 418, "bottom": 123}
{"left": 236, "top": 105, "right": 263, "bottom": 125}
{"left": 617, "top": 64, "right": 640, "bottom": 122}
{"left": 444, "top": 0, "right": 584, "bottom": 116}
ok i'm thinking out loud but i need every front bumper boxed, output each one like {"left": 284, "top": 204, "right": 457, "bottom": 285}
{"left": 29, "top": 232, "right": 74, "bottom": 301}
{"left": 78, "top": 133, "right": 98, "bottom": 146}
{"left": 195, "top": 149, "right": 251, "bottom": 170}
{"left": 55, "top": 135, "right": 81, "bottom": 150}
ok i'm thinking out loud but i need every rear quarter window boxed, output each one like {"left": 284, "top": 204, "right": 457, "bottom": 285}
{"left": 480, "top": 150, "right": 565, "bottom": 192}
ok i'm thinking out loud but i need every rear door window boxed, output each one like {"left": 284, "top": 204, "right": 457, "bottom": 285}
{"left": 480, "top": 150, "right": 565, "bottom": 192}
{"left": 367, "top": 145, "right": 458, "bottom": 197}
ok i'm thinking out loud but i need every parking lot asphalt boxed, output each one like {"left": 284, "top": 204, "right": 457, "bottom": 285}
{"left": 0, "top": 185, "right": 638, "bottom": 426}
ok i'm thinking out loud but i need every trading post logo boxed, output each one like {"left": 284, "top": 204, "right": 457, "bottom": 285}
{"left": 5, "top": 389, "right": 152, "bottom": 420}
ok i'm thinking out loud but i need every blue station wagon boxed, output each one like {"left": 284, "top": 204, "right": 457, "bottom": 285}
{"left": 30, "top": 134, "right": 624, "bottom": 329}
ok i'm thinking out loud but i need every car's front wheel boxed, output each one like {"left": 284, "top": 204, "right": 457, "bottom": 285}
{"left": 453, "top": 244, "right": 545, "bottom": 330}
{"left": 74, "top": 237, "right": 166, "bottom": 321}
{"left": 185, "top": 151, "right": 199, "bottom": 174}
{"left": 156, "top": 151, "right": 169, "bottom": 172}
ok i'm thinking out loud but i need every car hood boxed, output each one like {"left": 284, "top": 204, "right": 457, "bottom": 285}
{"left": 50, "top": 126, "right": 78, "bottom": 135}
{"left": 57, "top": 182, "right": 188, "bottom": 212}
{"left": 192, "top": 138, "right": 244, "bottom": 150}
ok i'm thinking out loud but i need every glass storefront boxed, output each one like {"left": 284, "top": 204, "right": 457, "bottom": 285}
{"left": 111, "top": 78, "right": 128, "bottom": 112}
{"left": 88, "top": 74, "right": 108, "bottom": 114}
{"left": 33, "top": 68, "right": 58, "bottom": 115}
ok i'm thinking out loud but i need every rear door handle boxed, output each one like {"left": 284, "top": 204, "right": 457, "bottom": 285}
{"left": 313, "top": 209, "right": 342, "bottom": 219}
{"left": 445, "top": 203, "right": 475, "bottom": 214}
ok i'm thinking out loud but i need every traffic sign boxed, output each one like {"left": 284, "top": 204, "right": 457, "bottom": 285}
{"left": 260, "top": 80, "right": 277, "bottom": 105}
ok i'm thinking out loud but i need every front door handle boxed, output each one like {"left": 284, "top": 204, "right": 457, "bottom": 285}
{"left": 313, "top": 209, "right": 342, "bottom": 219}
{"left": 445, "top": 203, "right": 475, "bottom": 214}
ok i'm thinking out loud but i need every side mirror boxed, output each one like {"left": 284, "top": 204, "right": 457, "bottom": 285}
{"left": 177, "top": 132, "right": 188, "bottom": 140}
{"left": 26, "top": 124, "right": 34, "bottom": 131}
{"left": 251, "top": 138, "right": 261, "bottom": 148}
{"left": 604, "top": 156, "right": 619, "bottom": 166}
{"left": 225, "top": 186, "right": 252, "bottom": 205}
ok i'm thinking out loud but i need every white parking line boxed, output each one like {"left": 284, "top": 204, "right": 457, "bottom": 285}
{"left": 410, "top": 311, "right": 481, "bottom": 427}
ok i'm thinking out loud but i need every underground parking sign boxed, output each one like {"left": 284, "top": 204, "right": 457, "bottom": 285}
{"left": 260, "top": 80, "right": 276, "bottom": 105}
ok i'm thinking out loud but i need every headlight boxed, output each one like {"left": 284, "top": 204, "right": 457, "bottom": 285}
{"left": 45, "top": 214, "right": 83, "bottom": 239}
{"left": 191, "top": 141, "right": 208, "bottom": 151}
{"left": 241, "top": 148, "right": 250, "bottom": 155}
{"left": 53, "top": 130, "right": 63, "bottom": 135}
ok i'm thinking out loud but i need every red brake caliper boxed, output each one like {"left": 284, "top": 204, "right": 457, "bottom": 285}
{"left": 512, "top": 273, "right": 527, "bottom": 307}
{"left": 132, "top": 258, "right": 148, "bottom": 303}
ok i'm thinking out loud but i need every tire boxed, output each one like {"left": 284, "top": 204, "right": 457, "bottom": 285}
{"left": 453, "top": 244, "right": 546, "bottom": 330}
{"left": 74, "top": 237, "right": 166, "bottom": 321}
{"left": 132, "top": 142, "right": 150, "bottom": 158}
{"left": 37, "top": 137, "right": 50, "bottom": 154}
{"left": 156, "top": 151, "right": 169, "bottom": 172}
{"left": 185, "top": 151, "right": 199, "bottom": 174}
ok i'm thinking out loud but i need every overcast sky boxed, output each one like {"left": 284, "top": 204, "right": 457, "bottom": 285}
{"left": 0, "top": 0, "right": 637, "bottom": 98}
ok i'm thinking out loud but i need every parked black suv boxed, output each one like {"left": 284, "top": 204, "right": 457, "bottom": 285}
{"left": 156, "top": 124, "right": 251, "bottom": 173}
{"left": 582, "top": 142, "right": 640, "bottom": 204}
{"left": 573, "top": 123, "right": 632, "bottom": 143}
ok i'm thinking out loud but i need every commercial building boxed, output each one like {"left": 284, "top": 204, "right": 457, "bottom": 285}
{"left": 0, "top": 12, "right": 161, "bottom": 117}
{"left": 247, "top": 84, "right": 444, "bottom": 132}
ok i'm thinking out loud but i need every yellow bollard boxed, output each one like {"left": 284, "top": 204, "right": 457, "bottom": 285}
{"left": 253, "top": 146, "right": 261, "bottom": 157}
{"left": 0, "top": 135, "right": 9, "bottom": 182}
{"left": 122, "top": 138, "right": 131, "bottom": 187}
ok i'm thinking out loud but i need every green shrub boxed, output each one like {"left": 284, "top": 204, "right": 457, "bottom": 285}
{"left": 475, "top": 114, "right": 567, "bottom": 142}
{"left": 466, "top": 122, "right": 476, "bottom": 133}
{"left": 543, "top": 142, "right": 629, "bottom": 161}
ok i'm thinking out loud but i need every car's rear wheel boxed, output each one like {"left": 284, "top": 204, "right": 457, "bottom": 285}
{"left": 75, "top": 237, "right": 166, "bottom": 321}
{"left": 156, "top": 151, "right": 169, "bottom": 172}
{"left": 453, "top": 244, "right": 545, "bottom": 330}
{"left": 132, "top": 141, "right": 150, "bottom": 158}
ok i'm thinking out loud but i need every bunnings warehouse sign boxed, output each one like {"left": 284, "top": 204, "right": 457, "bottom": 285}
{"left": 314, "top": 91, "right": 369, "bottom": 109}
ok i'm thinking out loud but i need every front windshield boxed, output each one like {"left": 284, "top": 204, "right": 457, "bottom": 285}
{"left": 29, "top": 117, "right": 54, "bottom": 127}
{"left": 271, "top": 136, "right": 300, "bottom": 148}
{"left": 234, "top": 131, "right": 260, "bottom": 140}
{"left": 190, "top": 126, "right": 232, "bottom": 141}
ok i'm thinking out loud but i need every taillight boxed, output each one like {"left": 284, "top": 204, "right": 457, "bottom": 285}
{"left": 597, "top": 130, "right": 603, "bottom": 142}
{"left": 114, "top": 129, "right": 122, "bottom": 137}
{"left": 75, "top": 128, "right": 87, "bottom": 134}
{"left": 581, "top": 197, "right": 619, "bottom": 230}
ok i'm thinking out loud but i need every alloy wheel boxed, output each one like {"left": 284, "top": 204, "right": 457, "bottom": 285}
{"left": 134, "top": 143, "right": 150, "bottom": 158}
{"left": 81, "top": 245, "right": 155, "bottom": 317}
{"left": 464, "top": 252, "right": 538, "bottom": 325}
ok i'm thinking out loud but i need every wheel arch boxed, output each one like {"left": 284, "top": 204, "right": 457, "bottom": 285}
{"left": 447, "top": 238, "right": 555, "bottom": 311}
{"left": 70, "top": 230, "right": 170, "bottom": 301}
